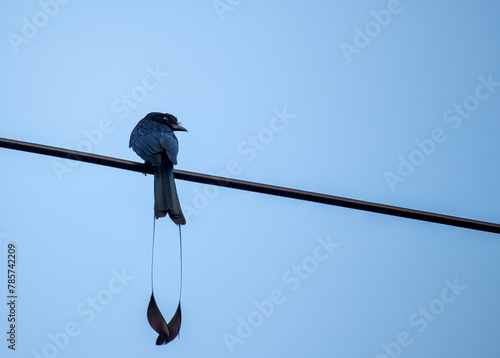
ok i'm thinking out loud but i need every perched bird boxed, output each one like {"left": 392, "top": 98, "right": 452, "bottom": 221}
{"left": 129, "top": 112, "right": 187, "bottom": 225}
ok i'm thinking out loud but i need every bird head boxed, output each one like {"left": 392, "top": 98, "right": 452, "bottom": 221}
{"left": 148, "top": 112, "right": 187, "bottom": 132}
{"left": 163, "top": 113, "right": 187, "bottom": 132}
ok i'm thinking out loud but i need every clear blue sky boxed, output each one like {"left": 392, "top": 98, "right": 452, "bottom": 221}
{"left": 1, "top": 1, "right": 500, "bottom": 357}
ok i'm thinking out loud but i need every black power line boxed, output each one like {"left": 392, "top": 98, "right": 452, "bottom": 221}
{"left": 1, "top": 137, "right": 499, "bottom": 234}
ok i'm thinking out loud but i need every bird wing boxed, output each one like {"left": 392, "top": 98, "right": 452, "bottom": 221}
{"left": 130, "top": 117, "right": 179, "bottom": 166}
{"left": 130, "top": 132, "right": 163, "bottom": 167}
{"left": 158, "top": 131, "right": 179, "bottom": 165}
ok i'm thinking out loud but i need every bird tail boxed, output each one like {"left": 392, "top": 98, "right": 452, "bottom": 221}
{"left": 154, "top": 155, "right": 186, "bottom": 225}
{"left": 147, "top": 293, "right": 182, "bottom": 345}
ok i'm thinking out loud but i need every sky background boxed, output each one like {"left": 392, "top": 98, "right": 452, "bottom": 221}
{"left": 1, "top": 1, "right": 500, "bottom": 357}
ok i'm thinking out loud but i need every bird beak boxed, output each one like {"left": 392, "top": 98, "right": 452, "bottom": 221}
{"left": 171, "top": 124, "right": 187, "bottom": 132}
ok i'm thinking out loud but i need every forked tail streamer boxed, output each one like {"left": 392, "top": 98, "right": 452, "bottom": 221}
{"left": 146, "top": 218, "right": 183, "bottom": 345}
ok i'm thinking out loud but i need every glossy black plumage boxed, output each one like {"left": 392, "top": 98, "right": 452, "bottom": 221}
{"left": 130, "top": 112, "right": 186, "bottom": 224}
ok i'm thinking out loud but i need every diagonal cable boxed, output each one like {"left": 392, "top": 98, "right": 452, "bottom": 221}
{"left": 1, "top": 137, "right": 499, "bottom": 234}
